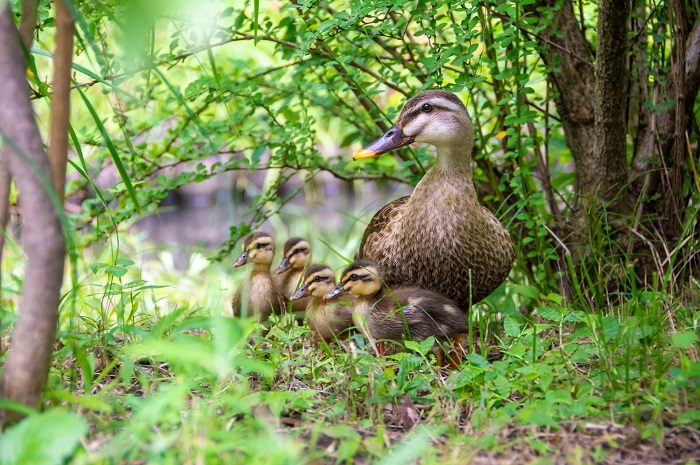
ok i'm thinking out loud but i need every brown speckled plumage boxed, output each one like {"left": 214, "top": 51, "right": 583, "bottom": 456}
{"left": 336, "top": 261, "right": 468, "bottom": 345}
{"left": 358, "top": 90, "right": 514, "bottom": 308}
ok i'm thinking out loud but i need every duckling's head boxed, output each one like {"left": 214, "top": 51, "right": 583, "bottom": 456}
{"left": 276, "top": 237, "right": 311, "bottom": 274}
{"left": 325, "top": 260, "right": 382, "bottom": 300}
{"left": 353, "top": 90, "right": 473, "bottom": 160}
{"left": 233, "top": 231, "right": 275, "bottom": 267}
{"left": 289, "top": 264, "right": 336, "bottom": 300}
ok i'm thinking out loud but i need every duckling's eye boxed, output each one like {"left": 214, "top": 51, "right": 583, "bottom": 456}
{"left": 421, "top": 103, "right": 433, "bottom": 113}
{"left": 314, "top": 275, "right": 322, "bottom": 282}
{"left": 350, "top": 274, "right": 359, "bottom": 281}
{"left": 256, "top": 243, "right": 265, "bottom": 249}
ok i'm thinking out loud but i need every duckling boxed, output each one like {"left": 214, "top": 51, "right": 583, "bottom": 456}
{"left": 275, "top": 237, "right": 312, "bottom": 312}
{"left": 325, "top": 260, "right": 467, "bottom": 363}
{"left": 232, "top": 231, "right": 286, "bottom": 321}
{"left": 353, "top": 90, "right": 514, "bottom": 309}
{"left": 289, "top": 264, "right": 354, "bottom": 342}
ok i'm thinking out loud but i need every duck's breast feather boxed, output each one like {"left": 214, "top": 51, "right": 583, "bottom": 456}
{"left": 358, "top": 196, "right": 410, "bottom": 261}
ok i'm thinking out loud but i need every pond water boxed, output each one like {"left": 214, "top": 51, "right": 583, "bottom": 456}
{"left": 133, "top": 170, "right": 411, "bottom": 268}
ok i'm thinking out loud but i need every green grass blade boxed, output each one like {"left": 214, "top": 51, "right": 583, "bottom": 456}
{"left": 75, "top": 86, "right": 141, "bottom": 211}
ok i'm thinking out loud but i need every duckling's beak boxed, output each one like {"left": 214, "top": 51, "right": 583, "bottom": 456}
{"left": 276, "top": 257, "right": 291, "bottom": 274}
{"left": 233, "top": 251, "right": 249, "bottom": 267}
{"left": 324, "top": 283, "right": 345, "bottom": 300}
{"left": 289, "top": 284, "right": 310, "bottom": 300}
{"left": 353, "top": 125, "right": 413, "bottom": 160}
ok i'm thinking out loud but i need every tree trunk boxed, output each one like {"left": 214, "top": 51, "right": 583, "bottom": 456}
{"left": 0, "top": 0, "right": 37, "bottom": 302}
{"left": 0, "top": 166, "right": 8, "bottom": 299}
{"left": 528, "top": 0, "right": 700, "bottom": 286}
{"left": 593, "top": 0, "right": 630, "bottom": 208}
{"left": 0, "top": 5, "right": 66, "bottom": 422}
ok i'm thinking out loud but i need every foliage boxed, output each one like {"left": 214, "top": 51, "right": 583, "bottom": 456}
{"left": 0, "top": 409, "right": 87, "bottom": 465}
{"left": 2, "top": 230, "right": 699, "bottom": 463}
{"left": 14, "top": 0, "right": 697, "bottom": 290}
{"left": 1, "top": 0, "right": 699, "bottom": 463}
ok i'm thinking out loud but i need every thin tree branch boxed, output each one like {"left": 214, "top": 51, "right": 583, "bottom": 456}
{"left": 47, "top": 0, "right": 75, "bottom": 203}
{"left": 19, "top": 0, "right": 37, "bottom": 48}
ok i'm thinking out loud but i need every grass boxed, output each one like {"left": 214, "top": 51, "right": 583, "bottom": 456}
{"left": 1, "top": 220, "right": 699, "bottom": 465}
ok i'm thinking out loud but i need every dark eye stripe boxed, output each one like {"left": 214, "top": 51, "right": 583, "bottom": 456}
{"left": 407, "top": 103, "right": 448, "bottom": 119}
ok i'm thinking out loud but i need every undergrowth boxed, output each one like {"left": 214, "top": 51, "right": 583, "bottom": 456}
{"left": 1, "top": 229, "right": 698, "bottom": 465}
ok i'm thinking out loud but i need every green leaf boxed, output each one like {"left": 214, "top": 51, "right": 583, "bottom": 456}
{"left": 537, "top": 306, "right": 562, "bottom": 322}
{"left": 0, "top": 409, "right": 87, "bottom": 465}
{"left": 601, "top": 316, "right": 620, "bottom": 342}
{"left": 545, "top": 389, "right": 573, "bottom": 405}
{"left": 403, "top": 337, "right": 435, "bottom": 356}
{"left": 503, "top": 315, "right": 521, "bottom": 337}
{"left": 116, "top": 258, "right": 135, "bottom": 267}
{"left": 511, "top": 284, "right": 540, "bottom": 300}
{"left": 671, "top": 331, "right": 697, "bottom": 349}
{"left": 467, "top": 352, "right": 489, "bottom": 368}
{"left": 89, "top": 262, "right": 109, "bottom": 273}
{"left": 105, "top": 266, "right": 128, "bottom": 277}
{"left": 675, "top": 409, "right": 700, "bottom": 426}
{"left": 418, "top": 336, "right": 436, "bottom": 355}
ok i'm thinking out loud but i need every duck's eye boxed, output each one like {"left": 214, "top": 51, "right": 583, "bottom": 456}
{"left": 350, "top": 274, "right": 359, "bottom": 281}
{"left": 314, "top": 275, "right": 322, "bottom": 282}
{"left": 256, "top": 243, "right": 265, "bottom": 249}
{"left": 421, "top": 103, "right": 433, "bottom": 113}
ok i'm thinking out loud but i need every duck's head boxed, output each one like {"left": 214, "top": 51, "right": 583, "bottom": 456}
{"left": 353, "top": 90, "right": 473, "bottom": 160}
{"left": 325, "top": 260, "right": 382, "bottom": 300}
{"left": 233, "top": 231, "right": 275, "bottom": 267}
{"left": 289, "top": 264, "right": 336, "bottom": 300}
{"left": 276, "top": 237, "right": 311, "bottom": 274}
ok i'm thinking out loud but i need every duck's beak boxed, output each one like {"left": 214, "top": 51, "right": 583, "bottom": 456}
{"left": 324, "top": 283, "right": 345, "bottom": 300}
{"left": 276, "top": 257, "right": 291, "bottom": 274}
{"left": 353, "top": 125, "right": 414, "bottom": 160}
{"left": 233, "top": 251, "right": 249, "bottom": 267}
{"left": 290, "top": 284, "right": 310, "bottom": 300}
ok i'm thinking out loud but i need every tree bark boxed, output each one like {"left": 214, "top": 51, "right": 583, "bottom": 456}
{"left": 0, "top": 0, "right": 37, "bottom": 302}
{"left": 0, "top": 165, "right": 8, "bottom": 298}
{"left": 632, "top": 15, "right": 700, "bottom": 246}
{"left": 47, "top": 0, "right": 75, "bottom": 203}
{"left": 526, "top": 0, "right": 596, "bottom": 217}
{"left": 0, "top": 5, "right": 66, "bottom": 421}
{"left": 593, "top": 0, "right": 630, "bottom": 207}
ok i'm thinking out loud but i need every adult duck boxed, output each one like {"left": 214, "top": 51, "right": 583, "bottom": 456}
{"left": 354, "top": 90, "right": 514, "bottom": 308}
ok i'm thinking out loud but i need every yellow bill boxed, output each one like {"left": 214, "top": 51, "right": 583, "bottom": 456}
{"left": 353, "top": 147, "right": 378, "bottom": 161}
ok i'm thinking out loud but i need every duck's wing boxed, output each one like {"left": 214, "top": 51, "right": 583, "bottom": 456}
{"left": 357, "top": 196, "right": 410, "bottom": 261}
